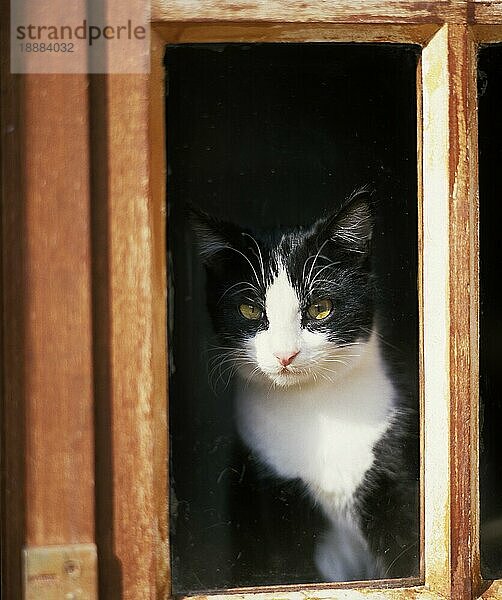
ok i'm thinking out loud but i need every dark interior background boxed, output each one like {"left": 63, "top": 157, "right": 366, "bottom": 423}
{"left": 165, "top": 43, "right": 419, "bottom": 593}
{"left": 478, "top": 44, "right": 502, "bottom": 579}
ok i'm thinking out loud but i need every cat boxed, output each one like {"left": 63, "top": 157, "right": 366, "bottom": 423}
{"left": 191, "top": 190, "right": 419, "bottom": 582}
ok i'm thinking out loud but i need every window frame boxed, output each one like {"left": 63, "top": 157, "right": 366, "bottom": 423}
{"left": 152, "top": 11, "right": 480, "bottom": 599}
{"left": 2, "top": 1, "right": 501, "bottom": 599}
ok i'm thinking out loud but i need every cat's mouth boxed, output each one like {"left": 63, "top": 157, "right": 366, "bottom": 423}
{"left": 279, "top": 366, "right": 303, "bottom": 375}
{"left": 269, "top": 366, "right": 312, "bottom": 387}
{"left": 279, "top": 366, "right": 297, "bottom": 375}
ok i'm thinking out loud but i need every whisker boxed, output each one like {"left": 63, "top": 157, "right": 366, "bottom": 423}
{"left": 361, "top": 327, "right": 400, "bottom": 351}
{"left": 305, "top": 239, "right": 331, "bottom": 291}
{"left": 241, "top": 232, "right": 267, "bottom": 290}
{"left": 218, "top": 281, "right": 260, "bottom": 304}
{"left": 223, "top": 245, "right": 264, "bottom": 292}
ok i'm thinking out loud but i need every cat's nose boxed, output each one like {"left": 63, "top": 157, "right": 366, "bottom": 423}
{"left": 275, "top": 350, "right": 299, "bottom": 367}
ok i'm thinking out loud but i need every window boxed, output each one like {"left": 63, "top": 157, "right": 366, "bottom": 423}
{"left": 166, "top": 42, "right": 420, "bottom": 592}
{"left": 151, "top": 10, "right": 489, "bottom": 597}
{"left": 2, "top": 2, "right": 502, "bottom": 599}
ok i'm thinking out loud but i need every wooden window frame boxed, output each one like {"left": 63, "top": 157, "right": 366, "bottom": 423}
{"left": 2, "top": 1, "right": 502, "bottom": 598}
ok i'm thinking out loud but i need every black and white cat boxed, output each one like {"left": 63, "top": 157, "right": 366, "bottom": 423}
{"left": 192, "top": 191, "right": 418, "bottom": 582}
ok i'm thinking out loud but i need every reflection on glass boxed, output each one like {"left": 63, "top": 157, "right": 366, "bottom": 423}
{"left": 166, "top": 44, "right": 420, "bottom": 593}
{"left": 479, "top": 45, "right": 502, "bottom": 579}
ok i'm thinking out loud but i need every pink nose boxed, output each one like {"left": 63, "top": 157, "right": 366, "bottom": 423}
{"left": 275, "top": 350, "right": 299, "bottom": 367}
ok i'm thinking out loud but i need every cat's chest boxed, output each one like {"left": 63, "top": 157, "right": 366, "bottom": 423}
{"left": 236, "top": 370, "right": 394, "bottom": 510}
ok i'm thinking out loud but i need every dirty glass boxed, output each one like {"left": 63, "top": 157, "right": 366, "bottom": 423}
{"left": 166, "top": 43, "right": 420, "bottom": 593}
{"left": 479, "top": 44, "right": 502, "bottom": 579}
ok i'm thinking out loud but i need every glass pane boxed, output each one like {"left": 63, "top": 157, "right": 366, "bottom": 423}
{"left": 166, "top": 43, "right": 420, "bottom": 593}
{"left": 479, "top": 44, "right": 502, "bottom": 579}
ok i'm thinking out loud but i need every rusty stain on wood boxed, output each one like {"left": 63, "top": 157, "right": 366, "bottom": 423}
{"left": 153, "top": 22, "right": 440, "bottom": 45}
{"left": 447, "top": 23, "right": 479, "bottom": 600}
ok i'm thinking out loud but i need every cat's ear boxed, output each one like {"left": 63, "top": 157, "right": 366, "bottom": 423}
{"left": 189, "top": 206, "right": 237, "bottom": 263}
{"left": 321, "top": 188, "right": 374, "bottom": 256}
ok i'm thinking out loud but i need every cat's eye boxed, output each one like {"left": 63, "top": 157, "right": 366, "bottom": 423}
{"left": 239, "top": 303, "right": 262, "bottom": 320}
{"left": 307, "top": 299, "right": 333, "bottom": 320}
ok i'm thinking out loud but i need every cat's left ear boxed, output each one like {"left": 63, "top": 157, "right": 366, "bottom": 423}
{"left": 321, "top": 189, "right": 374, "bottom": 256}
{"left": 189, "top": 205, "right": 243, "bottom": 265}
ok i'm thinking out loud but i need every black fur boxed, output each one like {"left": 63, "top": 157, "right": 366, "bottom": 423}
{"left": 191, "top": 192, "right": 419, "bottom": 580}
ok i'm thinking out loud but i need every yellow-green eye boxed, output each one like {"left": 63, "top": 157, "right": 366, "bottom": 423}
{"left": 239, "top": 303, "right": 262, "bottom": 320}
{"left": 307, "top": 299, "right": 333, "bottom": 320}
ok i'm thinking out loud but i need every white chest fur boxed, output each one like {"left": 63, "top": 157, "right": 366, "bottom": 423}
{"left": 235, "top": 334, "right": 395, "bottom": 517}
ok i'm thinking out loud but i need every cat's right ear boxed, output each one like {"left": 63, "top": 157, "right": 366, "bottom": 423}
{"left": 319, "top": 188, "right": 374, "bottom": 257}
{"left": 189, "top": 206, "right": 233, "bottom": 263}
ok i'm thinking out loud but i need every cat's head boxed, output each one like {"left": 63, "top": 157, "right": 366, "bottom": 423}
{"left": 191, "top": 191, "right": 375, "bottom": 389}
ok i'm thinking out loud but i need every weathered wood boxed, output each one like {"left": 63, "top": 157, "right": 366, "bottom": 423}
{"left": 421, "top": 25, "right": 453, "bottom": 599}
{"left": 22, "top": 72, "right": 96, "bottom": 545}
{"left": 421, "top": 23, "right": 480, "bottom": 600}
{"left": 1, "top": 0, "right": 26, "bottom": 596}
{"left": 2, "top": 0, "right": 96, "bottom": 594}
{"left": 90, "top": 45, "right": 168, "bottom": 598}
{"left": 2, "top": 0, "right": 498, "bottom": 596}
{"left": 153, "top": 0, "right": 467, "bottom": 25}
{"left": 179, "top": 585, "right": 446, "bottom": 600}
{"left": 153, "top": 1, "right": 502, "bottom": 25}
{"left": 150, "top": 27, "right": 170, "bottom": 600}
{"left": 2, "top": 0, "right": 96, "bottom": 552}
{"left": 472, "top": 23, "right": 502, "bottom": 41}
{"left": 471, "top": 0, "right": 502, "bottom": 24}
{"left": 446, "top": 24, "right": 480, "bottom": 600}
{"left": 482, "top": 580, "right": 502, "bottom": 598}
{"left": 2, "top": 34, "right": 96, "bottom": 600}
{"left": 155, "top": 22, "right": 439, "bottom": 44}
{"left": 416, "top": 53, "right": 426, "bottom": 583}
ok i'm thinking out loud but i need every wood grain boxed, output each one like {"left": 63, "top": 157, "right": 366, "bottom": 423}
{"left": 471, "top": 1, "right": 502, "bottom": 24}
{"left": 472, "top": 24, "right": 502, "bottom": 41}
{"left": 2, "top": 0, "right": 498, "bottom": 597}
{"left": 153, "top": 0, "right": 502, "bottom": 25}
{"left": 91, "top": 69, "right": 154, "bottom": 599}
{"left": 153, "top": 0, "right": 466, "bottom": 24}
{"left": 482, "top": 580, "right": 502, "bottom": 598}
{"left": 22, "top": 72, "right": 96, "bottom": 545}
{"left": 150, "top": 27, "right": 170, "bottom": 600}
{"left": 1, "top": 0, "right": 26, "bottom": 595}
{"left": 179, "top": 585, "right": 447, "bottom": 600}
{"left": 154, "top": 22, "right": 439, "bottom": 44}
{"left": 90, "top": 49, "right": 168, "bottom": 598}
{"left": 446, "top": 24, "right": 480, "bottom": 600}
{"left": 421, "top": 23, "right": 481, "bottom": 600}
{"left": 421, "top": 26, "right": 453, "bottom": 599}
{"left": 1, "top": 59, "right": 96, "bottom": 600}
{"left": 416, "top": 53, "right": 426, "bottom": 584}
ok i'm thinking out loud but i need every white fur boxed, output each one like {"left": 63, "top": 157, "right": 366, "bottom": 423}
{"left": 237, "top": 332, "right": 394, "bottom": 511}
{"left": 235, "top": 267, "right": 395, "bottom": 580}
{"left": 250, "top": 265, "right": 360, "bottom": 388}
{"left": 314, "top": 518, "right": 382, "bottom": 581}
